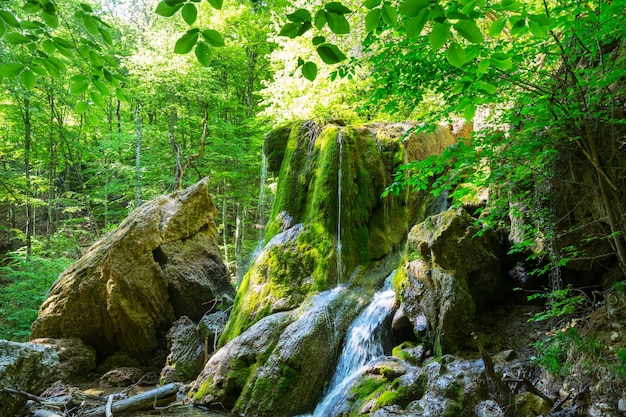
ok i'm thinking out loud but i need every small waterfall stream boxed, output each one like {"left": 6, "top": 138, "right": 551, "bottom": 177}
{"left": 336, "top": 131, "right": 344, "bottom": 282}
{"left": 310, "top": 273, "right": 396, "bottom": 417}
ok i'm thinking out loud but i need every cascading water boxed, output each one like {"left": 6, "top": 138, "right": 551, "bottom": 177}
{"left": 310, "top": 272, "right": 396, "bottom": 417}
{"left": 336, "top": 131, "right": 343, "bottom": 283}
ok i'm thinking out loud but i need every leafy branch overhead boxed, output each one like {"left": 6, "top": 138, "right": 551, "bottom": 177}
{"left": 154, "top": 0, "right": 225, "bottom": 67}
{"left": 0, "top": 0, "right": 126, "bottom": 115}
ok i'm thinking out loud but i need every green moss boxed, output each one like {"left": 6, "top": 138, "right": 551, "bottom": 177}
{"left": 191, "top": 375, "right": 214, "bottom": 401}
{"left": 349, "top": 376, "right": 387, "bottom": 402}
{"left": 392, "top": 341, "right": 416, "bottom": 362}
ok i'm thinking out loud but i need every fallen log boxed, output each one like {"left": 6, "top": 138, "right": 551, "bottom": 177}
{"left": 82, "top": 383, "right": 183, "bottom": 416}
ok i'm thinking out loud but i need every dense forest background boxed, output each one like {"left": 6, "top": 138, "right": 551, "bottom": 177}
{"left": 1, "top": 0, "right": 625, "bottom": 357}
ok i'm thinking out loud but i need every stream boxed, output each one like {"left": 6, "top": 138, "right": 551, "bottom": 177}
{"left": 306, "top": 273, "right": 396, "bottom": 417}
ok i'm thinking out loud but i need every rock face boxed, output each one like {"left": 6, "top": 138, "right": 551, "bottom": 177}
{"left": 396, "top": 207, "right": 509, "bottom": 354}
{"left": 160, "top": 316, "right": 204, "bottom": 383}
{"left": 221, "top": 122, "right": 420, "bottom": 343}
{"left": 189, "top": 285, "right": 366, "bottom": 417}
{"left": 30, "top": 178, "right": 234, "bottom": 365}
{"left": 0, "top": 340, "right": 60, "bottom": 417}
{"left": 189, "top": 121, "right": 466, "bottom": 415}
{"left": 30, "top": 337, "right": 96, "bottom": 380}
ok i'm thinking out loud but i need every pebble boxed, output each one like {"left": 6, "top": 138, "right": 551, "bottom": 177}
{"left": 619, "top": 397, "right": 626, "bottom": 412}
{"left": 610, "top": 331, "right": 620, "bottom": 342}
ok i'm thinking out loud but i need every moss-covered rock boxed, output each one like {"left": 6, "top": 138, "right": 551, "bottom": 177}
{"left": 222, "top": 122, "right": 412, "bottom": 345}
{"left": 395, "top": 207, "right": 510, "bottom": 354}
{"left": 190, "top": 286, "right": 365, "bottom": 417}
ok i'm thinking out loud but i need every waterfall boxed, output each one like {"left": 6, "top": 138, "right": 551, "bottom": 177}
{"left": 336, "top": 131, "right": 343, "bottom": 283}
{"left": 310, "top": 272, "right": 396, "bottom": 417}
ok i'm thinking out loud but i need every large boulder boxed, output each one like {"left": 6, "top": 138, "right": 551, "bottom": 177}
{"left": 0, "top": 340, "right": 60, "bottom": 417}
{"left": 189, "top": 285, "right": 365, "bottom": 417}
{"left": 160, "top": 316, "right": 204, "bottom": 383}
{"left": 30, "top": 178, "right": 234, "bottom": 366}
{"left": 396, "top": 207, "right": 509, "bottom": 353}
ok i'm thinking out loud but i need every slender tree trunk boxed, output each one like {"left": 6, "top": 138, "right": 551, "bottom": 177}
{"left": 222, "top": 181, "right": 230, "bottom": 270}
{"left": 46, "top": 93, "right": 57, "bottom": 249}
{"left": 135, "top": 99, "right": 142, "bottom": 207}
{"left": 23, "top": 95, "right": 32, "bottom": 260}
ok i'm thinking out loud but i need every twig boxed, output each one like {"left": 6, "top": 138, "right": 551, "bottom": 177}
{"left": 105, "top": 394, "right": 114, "bottom": 417}
{"left": 0, "top": 387, "right": 68, "bottom": 407}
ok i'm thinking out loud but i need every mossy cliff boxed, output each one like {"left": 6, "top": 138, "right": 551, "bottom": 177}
{"left": 191, "top": 121, "right": 464, "bottom": 417}
{"left": 220, "top": 121, "right": 411, "bottom": 344}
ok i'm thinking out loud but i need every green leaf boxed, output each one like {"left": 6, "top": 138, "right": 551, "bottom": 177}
{"left": 0, "top": 10, "right": 21, "bottom": 28}
{"left": 207, "top": 0, "right": 223, "bottom": 10}
{"left": 0, "top": 20, "right": 5, "bottom": 38}
{"left": 279, "top": 23, "right": 299, "bottom": 37}
{"left": 488, "top": 18, "right": 506, "bottom": 36}
{"left": 476, "top": 81, "right": 497, "bottom": 95}
{"left": 316, "top": 43, "right": 347, "bottom": 64}
{"left": 202, "top": 29, "right": 224, "bottom": 46}
{"left": 463, "top": 101, "right": 476, "bottom": 121}
{"left": 453, "top": 20, "right": 484, "bottom": 43}
{"left": 381, "top": 3, "right": 397, "bottom": 27}
{"left": 92, "top": 79, "right": 109, "bottom": 95}
{"left": 446, "top": 42, "right": 466, "bottom": 68}
{"left": 90, "top": 91, "right": 105, "bottom": 107}
{"left": 174, "top": 31, "right": 199, "bottom": 54}
{"left": 181, "top": 3, "right": 198, "bottom": 25}
{"left": 312, "top": 36, "right": 325, "bottom": 45}
{"left": 405, "top": 9, "right": 428, "bottom": 38}
{"left": 0, "top": 63, "right": 24, "bottom": 78}
{"left": 5, "top": 33, "right": 31, "bottom": 44}
{"left": 155, "top": 1, "right": 182, "bottom": 16}
{"left": 75, "top": 101, "right": 89, "bottom": 113}
{"left": 70, "top": 80, "right": 89, "bottom": 95}
{"left": 398, "top": 0, "right": 428, "bottom": 18}
{"left": 363, "top": 0, "right": 381, "bottom": 9}
{"left": 302, "top": 61, "right": 318, "bottom": 81}
{"left": 287, "top": 9, "right": 312, "bottom": 22}
{"left": 89, "top": 51, "right": 103, "bottom": 68}
{"left": 327, "top": 11, "right": 350, "bottom": 34}
{"left": 528, "top": 19, "right": 548, "bottom": 38}
{"left": 99, "top": 27, "right": 113, "bottom": 45}
{"left": 365, "top": 9, "right": 381, "bottom": 32}
{"left": 429, "top": 23, "right": 450, "bottom": 50}
{"left": 509, "top": 16, "right": 526, "bottom": 36}
{"left": 29, "top": 62, "right": 47, "bottom": 76}
{"left": 491, "top": 52, "right": 512, "bottom": 70}
{"left": 195, "top": 42, "right": 212, "bottom": 66}
{"left": 23, "top": 1, "right": 42, "bottom": 13}
{"left": 314, "top": 10, "right": 327, "bottom": 29}
{"left": 80, "top": 3, "right": 94, "bottom": 12}
{"left": 325, "top": 2, "right": 351, "bottom": 14}
{"left": 476, "top": 58, "right": 490, "bottom": 76}
{"left": 83, "top": 15, "right": 99, "bottom": 36}
{"left": 41, "top": 11, "right": 59, "bottom": 28}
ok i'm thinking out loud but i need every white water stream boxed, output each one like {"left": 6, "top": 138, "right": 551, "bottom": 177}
{"left": 309, "top": 273, "right": 396, "bottom": 417}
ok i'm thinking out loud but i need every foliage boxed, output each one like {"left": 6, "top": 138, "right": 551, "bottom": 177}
{"left": 526, "top": 286, "right": 590, "bottom": 323}
{"left": 0, "top": 252, "right": 72, "bottom": 341}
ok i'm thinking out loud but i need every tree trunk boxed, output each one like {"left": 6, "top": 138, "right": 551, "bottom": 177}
{"left": 135, "top": 99, "right": 142, "bottom": 208}
{"left": 23, "top": 95, "right": 32, "bottom": 260}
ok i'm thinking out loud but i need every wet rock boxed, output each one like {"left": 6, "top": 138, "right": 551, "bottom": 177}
{"left": 0, "top": 340, "right": 60, "bottom": 417}
{"left": 399, "top": 207, "right": 508, "bottom": 353}
{"left": 190, "top": 285, "right": 364, "bottom": 417}
{"left": 475, "top": 400, "right": 505, "bottom": 417}
{"left": 99, "top": 367, "right": 144, "bottom": 387}
{"left": 160, "top": 316, "right": 204, "bottom": 384}
{"left": 30, "top": 178, "right": 234, "bottom": 366}
{"left": 30, "top": 337, "right": 96, "bottom": 379}
{"left": 515, "top": 392, "right": 551, "bottom": 417}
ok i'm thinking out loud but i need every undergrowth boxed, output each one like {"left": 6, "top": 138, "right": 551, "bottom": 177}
{"left": 0, "top": 251, "right": 72, "bottom": 341}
